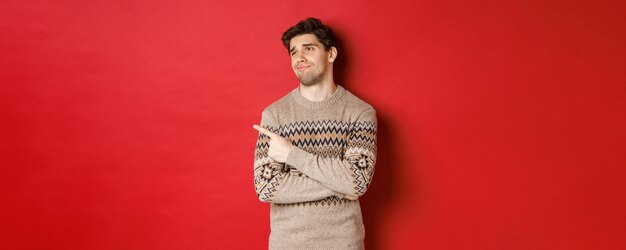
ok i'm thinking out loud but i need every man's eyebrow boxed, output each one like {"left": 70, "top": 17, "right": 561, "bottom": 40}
{"left": 289, "top": 43, "right": 320, "bottom": 54}
{"left": 302, "top": 43, "right": 319, "bottom": 47}
{"left": 291, "top": 43, "right": 319, "bottom": 51}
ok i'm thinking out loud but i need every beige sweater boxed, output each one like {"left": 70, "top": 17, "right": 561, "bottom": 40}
{"left": 254, "top": 85, "right": 377, "bottom": 250}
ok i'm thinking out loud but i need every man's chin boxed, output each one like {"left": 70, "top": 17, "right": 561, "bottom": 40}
{"left": 300, "top": 79, "right": 322, "bottom": 86}
{"left": 298, "top": 75, "right": 322, "bottom": 86}
{"left": 300, "top": 80, "right": 316, "bottom": 86}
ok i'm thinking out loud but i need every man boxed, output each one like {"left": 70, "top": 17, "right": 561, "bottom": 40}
{"left": 252, "top": 17, "right": 377, "bottom": 250}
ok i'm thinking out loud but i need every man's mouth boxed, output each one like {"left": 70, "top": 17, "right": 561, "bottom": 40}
{"left": 296, "top": 65, "right": 310, "bottom": 71}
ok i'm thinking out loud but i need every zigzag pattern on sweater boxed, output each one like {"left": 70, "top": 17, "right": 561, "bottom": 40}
{"left": 278, "top": 120, "right": 375, "bottom": 158}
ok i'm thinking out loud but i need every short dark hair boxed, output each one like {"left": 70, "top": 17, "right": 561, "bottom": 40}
{"left": 282, "top": 17, "right": 336, "bottom": 52}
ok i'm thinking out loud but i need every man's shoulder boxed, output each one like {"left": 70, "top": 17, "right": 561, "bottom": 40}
{"left": 343, "top": 88, "right": 375, "bottom": 114}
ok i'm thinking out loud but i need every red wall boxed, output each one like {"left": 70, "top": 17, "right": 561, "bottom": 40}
{"left": 2, "top": 0, "right": 625, "bottom": 249}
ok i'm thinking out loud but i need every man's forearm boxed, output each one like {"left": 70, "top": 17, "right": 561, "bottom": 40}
{"left": 285, "top": 147, "right": 375, "bottom": 197}
{"left": 270, "top": 171, "right": 346, "bottom": 203}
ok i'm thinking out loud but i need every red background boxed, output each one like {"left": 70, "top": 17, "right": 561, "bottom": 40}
{"left": 2, "top": 0, "right": 625, "bottom": 249}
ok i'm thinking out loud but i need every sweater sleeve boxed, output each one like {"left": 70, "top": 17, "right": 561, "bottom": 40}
{"left": 253, "top": 110, "right": 344, "bottom": 203}
{"left": 285, "top": 108, "right": 377, "bottom": 197}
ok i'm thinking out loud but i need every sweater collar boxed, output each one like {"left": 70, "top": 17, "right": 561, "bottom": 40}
{"left": 291, "top": 85, "right": 346, "bottom": 109}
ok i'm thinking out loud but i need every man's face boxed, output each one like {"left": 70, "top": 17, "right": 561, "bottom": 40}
{"left": 289, "top": 34, "right": 335, "bottom": 86}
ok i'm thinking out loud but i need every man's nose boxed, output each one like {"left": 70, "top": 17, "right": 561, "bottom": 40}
{"left": 297, "top": 55, "right": 306, "bottom": 63}
{"left": 296, "top": 52, "right": 306, "bottom": 62}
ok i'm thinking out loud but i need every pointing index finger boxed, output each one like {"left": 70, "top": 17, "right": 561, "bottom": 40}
{"left": 253, "top": 124, "right": 277, "bottom": 139}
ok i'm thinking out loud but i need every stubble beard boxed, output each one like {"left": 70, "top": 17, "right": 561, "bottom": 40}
{"left": 298, "top": 74, "right": 321, "bottom": 86}
{"left": 297, "top": 67, "right": 325, "bottom": 86}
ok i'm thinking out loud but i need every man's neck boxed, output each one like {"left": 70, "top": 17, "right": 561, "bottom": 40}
{"left": 299, "top": 80, "right": 337, "bottom": 102}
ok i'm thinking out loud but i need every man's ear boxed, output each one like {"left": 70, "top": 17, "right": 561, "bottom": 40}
{"left": 329, "top": 47, "right": 338, "bottom": 63}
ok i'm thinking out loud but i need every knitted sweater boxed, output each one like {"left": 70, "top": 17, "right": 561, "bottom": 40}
{"left": 254, "top": 85, "right": 377, "bottom": 250}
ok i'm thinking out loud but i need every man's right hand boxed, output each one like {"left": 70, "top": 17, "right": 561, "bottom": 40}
{"left": 253, "top": 124, "right": 294, "bottom": 163}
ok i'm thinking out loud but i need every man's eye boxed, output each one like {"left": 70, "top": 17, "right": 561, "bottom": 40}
{"left": 305, "top": 47, "right": 313, "bottom": 51}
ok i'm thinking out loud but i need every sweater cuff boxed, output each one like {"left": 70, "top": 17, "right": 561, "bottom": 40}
{"left": 286, "top": 147, "right": 310, "bottom": 171}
